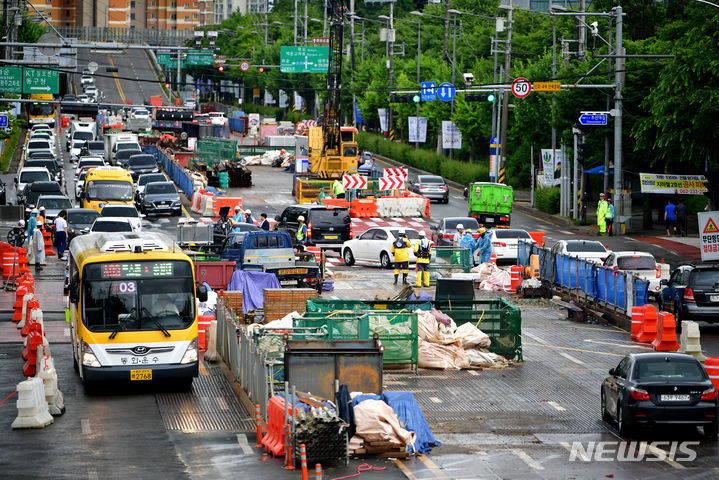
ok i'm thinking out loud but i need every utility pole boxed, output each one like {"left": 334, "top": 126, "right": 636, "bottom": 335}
{"left": 304, "top": 0, "right": 308, "bottom": 45}
{"left": 415, "top": 15, "right": 420, "bottom": 150}
{"left": 578, "top": 0, "right": 586, "bottom": 60}
{"left": 613, "top": 6, "right": 623, "bottom": 234}
{"left": 498, "top": 0, "right": 513, "bottom": 184}
{"left": 449, "top": 14, "right": 457, "bottom": 159}
{"left": 388, "top": 2, "right": 394, "bottom": 141}
{"left": 294, "top": 0, "right": 298, "bottom": 45}
{"left": 350, "top": 0, "right": 356, "bottom": 128}
{"left": 443, "top": 0, "right": 450, "bottom": 62}
{"left": 603, "top": 20, "right": 613, "bottom": 196}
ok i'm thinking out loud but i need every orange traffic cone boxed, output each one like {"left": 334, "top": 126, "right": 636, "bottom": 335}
{"left": 490, "top": 252, "right": 497, "bottom": 264}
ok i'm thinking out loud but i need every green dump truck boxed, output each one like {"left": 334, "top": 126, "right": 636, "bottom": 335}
{"left": 465, "top": 182, "right": 513, "bottom": 228}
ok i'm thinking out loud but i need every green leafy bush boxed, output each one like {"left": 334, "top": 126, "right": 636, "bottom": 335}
{"left": 0, "top": 127, "right": 20, "bottom": 171}
{"left": 535, "top": 187, "right": 561, "bottom": 214}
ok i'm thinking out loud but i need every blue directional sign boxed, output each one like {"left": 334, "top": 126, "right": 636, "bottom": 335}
{"left": 420, "top": 81, "right": 436, "bottom": 101}
{"left": 0, "top": 115, "right": 7, "bottom": 128}
{"left": 579, "top": 113, "right": 608, "bottom": 126}
{"left": 437, "top": 82, "right": 456, "bottom": 102}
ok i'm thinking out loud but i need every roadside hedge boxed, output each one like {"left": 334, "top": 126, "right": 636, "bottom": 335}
{"left": 0, "top": 127, "right": 20, "bottom": 172}
{"left": 535, "top": 187, "right": 561, "bottom": 214}
{"left": 357, "top": 132, "right": 488, "bottom": 185}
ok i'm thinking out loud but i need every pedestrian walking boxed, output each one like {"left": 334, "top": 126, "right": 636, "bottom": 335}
{"left": 596, "top": 193, "right": 609, "bottom": 236}
{"left": 676, "top": 200, "right": 688, "bottom": 236}
{"left": 332, "top": 179, "right": 346, "bottom": 199}
{"left": 606, "top": 199, "right": 615, "bottom": 236}
{"left": 664, "top": 200, "right": 677, "bottom": 236}
{"left": 295, "top": 215, "right": 308, "bottom": 246}
{"left": 54, "top": 210, "right": 68, "bottom": 260}
{"left": 391, "top": 229, "right": 410, "bottom": 285}
{"left": 259, "top": 213, "right": 270, "bottom": 231}
{"left": 477, "top": 227, "right": 492, "bottom": 264}
{"left": 413, "top": 231, "right": 432, "bottom": 287}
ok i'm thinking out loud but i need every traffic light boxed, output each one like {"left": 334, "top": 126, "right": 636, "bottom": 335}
{"left": 218, "top": 65, "right": 224, "bottom": 72}
{"left": 413, "top": 95, "right": 420, "bottom": 103}
{"left": 389, "top": 94, "right": 414, "bottom": 103}
{"left": 259, "top": 67, "right": 270, "bottom": 73}
{"left": 165, "top": 82, "right": 171, "bottom": 89}
{"left": 465, "top": 93, "right": 496, "bottom": 102}
{"left": 577, "top": 142, "right": 585, "bottom": 164}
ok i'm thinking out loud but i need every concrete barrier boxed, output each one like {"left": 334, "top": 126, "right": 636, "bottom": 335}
{"left": 11, "top": 377, "right": 54, "bottom": 429}
{"left": 679, "top": 320, "right": 705, "bottom": 361}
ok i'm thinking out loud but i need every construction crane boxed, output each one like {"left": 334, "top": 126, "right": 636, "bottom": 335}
{"left": 306, "top": 0, "right": 359, "bottom": 179}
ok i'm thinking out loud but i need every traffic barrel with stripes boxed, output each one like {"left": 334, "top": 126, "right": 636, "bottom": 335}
{"left": 706, "top": 358, "right": 719, "bottom": 391}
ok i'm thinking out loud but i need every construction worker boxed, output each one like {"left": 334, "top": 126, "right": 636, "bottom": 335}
{"left": 37, "top": 206, "right": 47, "bottom": 231}
{"left": 231, "top": 205, "right": 243, "bottom": 224}
{"left": 244, "top": 209, "right": 254, "bottom": 224}
{"left": 452, "top": 224, "right": 465, "bottom": 247}
{"left": 391, "top": 229, "right": 410, "bottom": 285}
{"left": 332, "top": 179, "right": 346, "bottom": 199}
{"left": 606, "top": 198, "right": 615, "bottom": 236}
{"left": 477, "top": 227, "right": 492, "bottom": 264}
{"left": 460, "top": 229, "right": 477, "bottom": 266}
{"left": 597, "top": 193, "right": 609, "bottom": 236}
{"left": 296, "top": 215, "right": 308, "bottom": 246}
{"left": 413, "top": 231, "right": 432, "bottom": 287}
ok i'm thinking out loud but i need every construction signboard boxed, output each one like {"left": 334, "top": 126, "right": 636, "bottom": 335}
{"left": 639, "top": 173, "right": 708, "bottom": 195}
{"left": 698, "top": 212, "right": 719, "bottom": 262}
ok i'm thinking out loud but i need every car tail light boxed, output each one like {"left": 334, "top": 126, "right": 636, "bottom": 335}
{"left": 501, "top": 217, "right": 509, "bottom": 222}
{"left": 306, "top": 222, "right": 312, "bottom": 238}
{"left": 684, "top": 288, "right": 695, "bottom": 302}
{"left": 630, "top": 387, "right": 650, "bottom": 401}
{"left": 701, "top": 387, "right": 717, "bottom": 401}
{"left": 442, "top": 234, "right": 454, "bottom": 238}
{"left": 349, "top": 222, "right": 353, "bottom": 239}
{"left": 656, "top": 266, "right": 661, "bottom": 278}
{"left": 493, "top": 242, "right": 506, "bottom": 247}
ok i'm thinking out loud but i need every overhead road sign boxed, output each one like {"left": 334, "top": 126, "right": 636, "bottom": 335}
{"left": 533, "top": 81, "right": 561, "bottom": 92}
{"left": 639, "top": 173, "right": 708, "bottom": 195}
{"left": 421, "top": 81, "right": 436, "bottom": 101}
{"left": 579, "top": 112, "right": 608, "bottom": 126}
{"left": 437, "top": 82, "right": 456, "bottom": 102}
{"left": 342, "top": 175, "right": 368, "bottom": 190}
{"left": 698, "top": 211, "right": 719, "bottom": 261}
{"left": 280, "top": 46, "right": 330, "bottom": 73}
{"left": 187, "top": 52, "right": 214, "bottom": 66}
{"left": 511, "top": 77, "right": 532, "bottom": 98}
{"left": 0, "top": 67, "right": 22, "bottom": 94}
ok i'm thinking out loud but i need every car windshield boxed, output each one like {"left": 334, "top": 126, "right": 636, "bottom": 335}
{"left": 92, "top": 221, "right": 133, "bottom": 232}
{"left": 116, "top": 149, "right": 141, "bottom": 159}
{"left": 129, "top": 156, "right": 155, "bottom": 168}
{"left": 87, "top": 141, "right": 104, "bottom": 150}
{"left": 25, "top": 162, "right": 56, "bottom": 173}
{"left": 117, "top": 143, "right": 139, "bottom": 152}
{"left": 566, "top": 241, "right": 607, "bottom": 253}
{"left": 102, "top": 206, "right": 139, "bottom": 218}
{"left": 689, "top": 270, "right": 719, "bottom": 290}
{"left": 28, "top": 141, "right": 50, "bottom": 149}
{"left": 73, "top": 131, "right": 93, "bottom": 141}
{"left": 311, "top": 209, "right": 350, "bottom": 224}
{"left": 38, "top": 198, "right": 72, "bottom": 210}
{"left": 28, "top": 152, "right": 55, "bottom": 159}
{"left": 68, "top": 211, "right": 99, "bottom": 224}
{"left": 445, "top": 218, "right": 479, "bottom": 231}
{"left": 134, "top": 110, "right": 149, "bottom": 116}
{"left": 81, "top": 261, "right": 195, "bottom": 332}
{"left": 419, "top": 176, "right": 444, "bottom": 184}
{"left": 391, "top": 229, "right": 420, "bottom": 240}
{"left": 146, "top": 183, "right": 177, "bottom": 194}
{"left": 634, "top": 358, "right": 706, "bottom": 381}
{"left": 495, "top": 230, "right": 532, "bottom": 240}
{"left": 79, "top": 160, "right": 103, "bottom": 168}
{"left": 20, "top": 171, "right": 50, "bottom": 183}
{"left": 617, "top": 256, "right": 656, "bottom": 271}
{"left": 86, "top": 180, "right": 133, "bottom": 201}
{"left": 72, "top": 141, "right": 85, "bottom": 149}
{"left": 138, "top": 174, "right": 166, "bottom": 186}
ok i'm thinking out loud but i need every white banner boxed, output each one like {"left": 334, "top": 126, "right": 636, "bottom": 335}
{"left": 264, "top": 90, "right": 276, "bottom": 105}
{"left": 279, "top": 90, "right": 288, "bottom": 108}
{"left": 293, "top": 92, "right": 303, "bottom": 110}
{"left": 639, "top": 173, "right": 708, "bottom": 195}
{"left": 378, "top": 108, "right": 389, "bottom": 132}
{"left": 441, "top": 121, "right": 462, "bottom": 149}
{"left": 408, "top": 116, "right": 427, "bottom": 143}
{"left": 538, "top": 149, "right": 563, "bottom": 188}
{"left": 698, "top": 211, "right": 719, "bottom": 261}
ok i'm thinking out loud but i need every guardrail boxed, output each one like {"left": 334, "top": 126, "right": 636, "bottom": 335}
{"left": 518, "top": 240, "right": 649, "bottom": 316}
{"left": 155, "top": 149, "right": 194, "bottom": 200}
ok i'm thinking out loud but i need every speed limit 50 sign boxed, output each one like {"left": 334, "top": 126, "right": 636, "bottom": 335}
{"left": 511, "top": 77, "right": 532, "bottom": 98}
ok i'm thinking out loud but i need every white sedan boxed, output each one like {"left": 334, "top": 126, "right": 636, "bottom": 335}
{"left": 90, "top": 217, "right": 134, "bottom": 233}
{"left": 483, "top": 228, "right": 536, "bottom": 263}
{"left": 342, "top": 227, "right": 424, "bottom": 268}
{"left": 602, "top": 251, "right": 670, "bottom": 298}
{"left": 550, "top": 239, "right": 612, "bottom": 263}
{"left": 99, "top": 204, "right": 143, "bottom": 232}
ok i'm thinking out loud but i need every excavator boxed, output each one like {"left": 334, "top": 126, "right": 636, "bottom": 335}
{"left": 305, "top": 0, "right": 359, "bottom": 179}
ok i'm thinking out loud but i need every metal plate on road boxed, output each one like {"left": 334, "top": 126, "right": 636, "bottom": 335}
{"left": 579, "top": 113, "right": 608, "bottom": 126}
{"left": 511, "top": 77, "right": 532, "bottom": 98}
{"left": 280, "top": 46, "right": 330, "bottom": 73}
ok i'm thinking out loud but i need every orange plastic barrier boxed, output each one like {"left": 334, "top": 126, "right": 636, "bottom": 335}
{"left": 706, "top": 358, "right": 719, "bottom": 391}
{"left": 528, "top": 231, "right": 546, "bottom": 247}
{"left": 42, "top": 230, "right": 56, "bottom": 256}
{"left": 322, "top": 199, "right": 350, "bottom": 209}
{"left": 349, "top": 199, "right": 377, "bottom": 218}
{"left": 262, "top": 396, "right": 299, "bottom": 457}
{"left": 636, "top": 304, "right": 658, "bottom": 343}
{"left": 17, "top": 248, "right": 31, "bottom": 275}
{"left": 198, "top": 314, "right": 214, "bottom": 351}
{"left": 530, "top": 254, "right": 540, "bottom": 279}
{"left": 21, "top": 298, "right": 40, "bottom": 338}
{"left": 630, "top": 305, "right": 645, "bottom": 340}
{"left": 490, "top": 252, "right": 497, "bottom": 264}
{"left": 305, "top": 246, "right": 321, "bottom": 263}
{"left": 11, "top": 285, "right": 29, "bottom": 323}
{"left": 22, "top": 322, "right": 43, "bottom": 376}
{"left": 212, "top": 196, "right": 243, "bottom": 217}
{"left": 510, "top": 265, "right": 524, "bottom": 291}
{"left": 652, "top": 311, "right": 681, "bottom": 351}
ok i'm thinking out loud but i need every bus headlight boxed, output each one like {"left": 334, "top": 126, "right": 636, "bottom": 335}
{"left": 81, "top": 341, "right": 101, "bottom": 367}
{"left": 181, "top": 338, "right": 198, "bottom": 364}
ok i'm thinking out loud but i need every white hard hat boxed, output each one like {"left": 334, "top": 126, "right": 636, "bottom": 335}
{"left": 298, "top": 215, "right": 305, "bottom": 221}
{"left": 39, "top": 206, "right": 46, "bottom": 211}
{"left": 419, "top": 231, "right": 426, "bottom": 237}
{"left": 234, "top": 205, "right": 241, "bottom": 211}
{"left": 18, "top": 219, "right": 25, "bottom": 227}
{"left": 456, "top": 224, "right": 464, "bottom": 230}
{"left": 398, "top": 228, "right": 405, "bottom": 234}
{"left": 31, "top": 208, "right": 39, "bottom": 214}
{"left": 245, "top": 209, "right": 251, "bottom": 214}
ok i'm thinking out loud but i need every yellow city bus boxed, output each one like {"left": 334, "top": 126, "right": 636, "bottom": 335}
{"left": 82, "top": 165, "right": 134, "bottom": 212}
{"left": 67, "top": 232, "right": 207, "bottom": 387}
{"left": 27, "top": 93, "right": 56, "bottom": 126}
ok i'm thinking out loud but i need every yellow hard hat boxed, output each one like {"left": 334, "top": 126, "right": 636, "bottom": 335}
{"left": 479, "top": 227, "right": 487, "bottom": 234}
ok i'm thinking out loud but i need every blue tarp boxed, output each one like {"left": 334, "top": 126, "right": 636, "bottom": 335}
{"left": 585, "top": 165, "right": 615, "bottom": 175}
{"left": 634, "top": 278, "right": 649, "bottom": 306}
{"left": 226, "top": 270, "right": 281, "bottom": 313}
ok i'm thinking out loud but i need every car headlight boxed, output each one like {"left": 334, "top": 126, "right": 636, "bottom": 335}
{"left": 81, "top": 340, "right": 101, "bottom": 367}
{"left": 172, "top": 200, "right": 180, "bottom": 206}
{"left": 180, "top": 338, "right": 198, "bottom": 364}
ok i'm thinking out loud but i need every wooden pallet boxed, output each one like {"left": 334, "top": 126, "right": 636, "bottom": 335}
{"left": 351, "top": 441, "right": 411, "bottom": 458}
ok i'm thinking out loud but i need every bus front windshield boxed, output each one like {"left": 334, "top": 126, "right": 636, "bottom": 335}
{"left": 82, "top": 261, "right": 195, "bottom": 332}
{"left": 86, "top": 180, "right": 133, "bottom": 201}
{"left": 29, "top": 103, "right": 54, "bottom": 116}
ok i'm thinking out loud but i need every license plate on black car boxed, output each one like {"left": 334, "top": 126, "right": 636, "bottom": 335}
{"left": 661, "top": 394, "right": 690, "bottom": 401}
{"left": 709, "top": 295, "right": 719, "bottom": 302}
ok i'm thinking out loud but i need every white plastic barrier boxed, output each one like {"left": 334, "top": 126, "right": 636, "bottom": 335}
{"left": 17, "top": 292, "right": 34, "bottom": 330}
{"left": 679, "top": 321, "right": 705, "bottom": 361}
{"left": 11, "top": 377, "right": 54, "bottom": 429}
{"left": 200, "top": 195, "right": 215, "bottom": 217}
{"left": 204, "top": 320, "right": 218, "bottom": 362}
{"left": 35, "top": 344, "right": 65, "bottom": 416}
{"left": 191, "top": 191, "right": 203, "bottom": 212}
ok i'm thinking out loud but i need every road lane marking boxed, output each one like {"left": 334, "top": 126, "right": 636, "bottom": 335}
{"left": 558, "top": 351, "right": 585, "bottom": 365}
{"left": 524, "top": 342, "right": 625, "bottom": 357}
{"left": 642, "top": 442, "right": 687, "bottom": 470}
{"left": 393, "top": 459, "right": 419, "bottom": 480}
{"left": 584, "top": 339, "right": 653, "bottom": 350}
{"left": 181, "top": 204, "right": 191, "bottom": 218}
{"left": 546, "top": 401, "right": 566, "bottom": 411}
{"left": 199, "top": 362, "right": 209, "bottom": 376}
{"left": 468, "top": 370, "right": 479, "bottom": 376}
{"left": 417, "top": 454, "right": 446, "bottom": 477}
{"left": 511, "top": 448, "right": 544, "bottom": 471}
{"left": 81, "top": 419, "right": 91, "bottom": 435}
{"left": 522, "top": 332, "right": 548, "bottom": 344}
{"left": 236, "top": 434, "right": 253, "bottom": 455}
{"left": 107, "top": 55, "right": 126, "bottom": 104}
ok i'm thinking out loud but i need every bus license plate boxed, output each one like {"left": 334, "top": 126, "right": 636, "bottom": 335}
{"left": 661, "top": 394, "right": 689, "bottom": 402}
{"left": 130, "top": 369, "right": 152, "bottom": 381}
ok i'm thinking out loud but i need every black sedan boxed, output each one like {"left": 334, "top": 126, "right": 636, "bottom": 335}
{"left": 66, "top": 208, "right": 100, "bottom": 242}
{"left": 140, "top": 181, "right": 182, "bottom": 216}
{"left": 601, "top": 353, "right": 718, "bottom": 437}
{"left": 407, "top": 175, "right": 449, "bottom": 203}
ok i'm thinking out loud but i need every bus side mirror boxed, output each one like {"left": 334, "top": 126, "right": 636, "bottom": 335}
{"left": 196, "top": 284, "right": 208, "bottom": 302}
{"left": 69, "top": 283, "right": 79, "bottom": 304}
{"left": 79, "top": 191, "right": 85, "bottom": 199}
